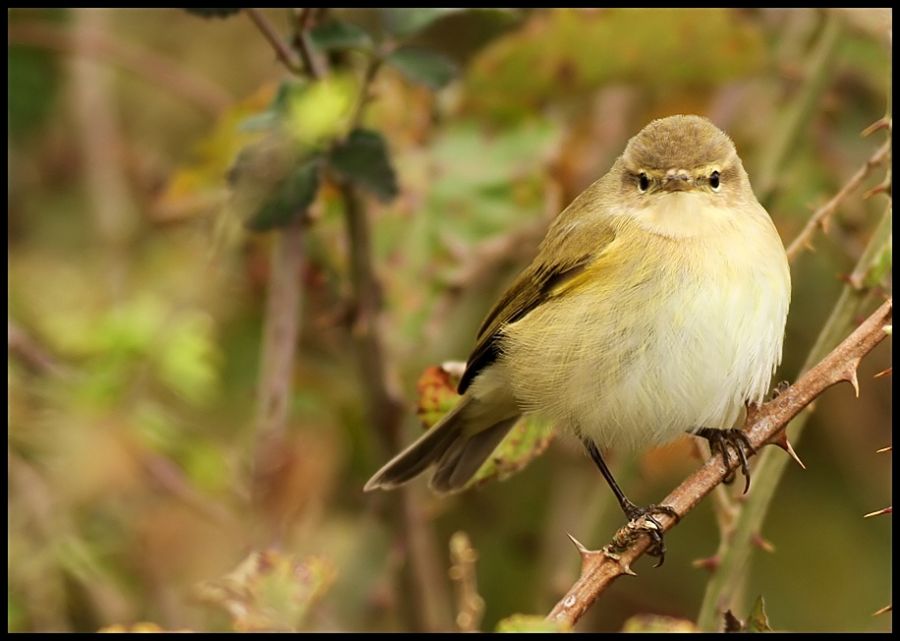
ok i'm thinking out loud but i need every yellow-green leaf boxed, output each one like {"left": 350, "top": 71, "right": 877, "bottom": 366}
{"left": 496, "top": 614, "right": 571, "bottom": 632}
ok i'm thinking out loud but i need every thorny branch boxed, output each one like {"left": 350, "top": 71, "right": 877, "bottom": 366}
{"left": 786, "top": 131, "right": 891, "bottom": 261}
{"left": 546, "top": 298, "right": 892, "bottom": 628}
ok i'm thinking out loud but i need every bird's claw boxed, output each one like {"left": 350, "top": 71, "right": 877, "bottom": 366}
{"left": 695, "top": 427, "right": 755, "bottom": 494}
{"left": 619, "top": 502, "right": 679, "bottom": 567}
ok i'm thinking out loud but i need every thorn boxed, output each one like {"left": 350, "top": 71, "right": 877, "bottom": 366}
{"left": 751, "top": 532, "right": 776, "bottom": 553}
{"left": 847, "top": 368, "right": 860, "bottom": 398}
{"left": 874, "top": 367, "right": 892, "bottom": 379}
{"left": 863, "top": 506, "right": 892, "bottom": 519}
{"left": 692, "top": 555, "right": 720, "bottom": 572}
{"left": 769, "top": 432, "right": 807, "bottom": 470}
{"left": 861, "top": 117, "right": 891, "bottom": 137}
{"left": 876, "top": 446, "right": 892, "bottom": 454}
{"left": 567, "top": 532, "right": 606, "bottom": 574}
{"left": 863, "top": 181, "right": 890, "bottom": 200}
{"left": 872, "top": 604, "right": 892, "bottom": 617}
{"left": 566, "top": 531, "right": 590, "bottom": 557}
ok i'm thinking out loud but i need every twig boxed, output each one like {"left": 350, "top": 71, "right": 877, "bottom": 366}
{"left": 547, "top": 298, "right": 892, "bottom": 628}
{"left": 252, "top": 215, "right": 306, "bottom": 529}
{"left": 340, "top": 182, "right": 453, "bottom": 631}
{"left": 291, "top": 8, "right": 324, "bottom": 79}
{"left": 786, "top": 136, "right": 891, "bottom": 261}
{"left": 245, "top": 8, "right": 303, "bottom": 75}
{"left": 8, "top": 20, "right": 230, "bottom": 116}
{"left": 338, "top": 184, "right": 406, "bottom": 449}
{"left": 449, "top": 531, "right": 486, "bottom": 632}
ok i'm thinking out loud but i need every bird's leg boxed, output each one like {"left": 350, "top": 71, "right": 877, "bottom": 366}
{"left": 693, "top": 427, "right": 755, "bottom": 494}
{"left": 582, "top": 438, "right": 678, "bottom": 567}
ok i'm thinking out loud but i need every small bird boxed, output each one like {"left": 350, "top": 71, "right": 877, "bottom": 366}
{"left": 365, "top": 115, "right": 791, "bottom": 562}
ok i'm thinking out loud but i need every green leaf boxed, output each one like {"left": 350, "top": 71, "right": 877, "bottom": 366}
{"left": 184, "top": 8, "right": 242, "bottom": 18}
{"left": 386, "top": 47, "right": 458, "bottom": 89}
{"left": 496, "top": 614, "right": 570, "bottom": 633}
{"left": 467, "top": 415, "right": 554, "bottom": 490}
{"left": 283, "top": 75, "right": 358, "bottom": 146}
{"left": 329, "top": 129, "right": 398, "bottom": 202}
{"left": 746, "top": 595, "right": 773, "bottom": 632}
{"left": 245, "top": 159, "right": 320, "bottom": 231}
{"left": 382, "top": 8, "right": 461, "bottom": 37}
{"left": 309, "top": 20, "right": 373, "bottom": 51}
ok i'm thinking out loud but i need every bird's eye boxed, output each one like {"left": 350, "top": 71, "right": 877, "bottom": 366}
{"left": 709, "top": 171, "right": 721, "bottom": 191}
{"left": 638, "top": 173, "right": 649, "bottom": 192}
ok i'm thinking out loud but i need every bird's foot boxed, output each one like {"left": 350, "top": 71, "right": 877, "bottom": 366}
{"left": 695, "top": 427, "right": 755, "bottom": 493}
{"left": 612, "top": 501, "right": 680, "bottom": 567}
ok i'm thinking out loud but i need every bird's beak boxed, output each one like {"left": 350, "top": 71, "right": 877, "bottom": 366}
{"left": 663, "top": 172, "right": 693, "bottom": 192}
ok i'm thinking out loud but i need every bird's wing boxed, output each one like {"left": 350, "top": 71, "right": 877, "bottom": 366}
{"left": 457, "top": 212, "right": 616, "bottom": 394}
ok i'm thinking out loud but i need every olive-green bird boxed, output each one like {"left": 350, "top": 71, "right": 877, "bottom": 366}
{"left": 364, "top": 115, "right": 791, "bottom": 561}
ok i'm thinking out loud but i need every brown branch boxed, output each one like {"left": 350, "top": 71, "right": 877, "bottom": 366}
{"left": 291, "top": 8, "right": 325, "bottom": 79}
{"left": 547, "top": 298, "right": 892, "bottom": 628}
{"left": 251, "top": 215, "right": 306, "bottom": 535}
{"left": 334, "top": 57, "right": 453, "bottom": 626}
{"left": 786, "top": 132, "right": 891, "bottom": 261}
{"left": 340, "top": 182, "right": 453, "bottom": 631}
{"left": 8, "top": 20, "right": 231, "bottom": 116}
{"left": 244, "top": 8, "right": 303, "bottom": 75}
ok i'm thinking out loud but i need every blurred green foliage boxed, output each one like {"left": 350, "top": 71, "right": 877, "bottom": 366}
{"left": 7, "top": 7, "right": 892, "bottom": 633}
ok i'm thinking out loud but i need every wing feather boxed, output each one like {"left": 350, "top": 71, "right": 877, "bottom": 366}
{"left": 457, "top": 206, "right": 616, "bottom": 393}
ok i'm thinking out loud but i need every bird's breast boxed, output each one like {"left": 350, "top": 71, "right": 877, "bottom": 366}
{"left": 500, "top": 219, "right": 789, "bottom": 451}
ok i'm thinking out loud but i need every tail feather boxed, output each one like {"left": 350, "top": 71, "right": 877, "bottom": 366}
{"left": 364, "top": 396, "right": 518, "bottom": 493}
{"left": 430, "top": 417, "right": 518, "bottom": 492}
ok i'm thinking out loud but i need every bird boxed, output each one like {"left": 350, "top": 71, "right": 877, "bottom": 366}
{"left": 364, "top": 114, "right": 791, "bottom": 563}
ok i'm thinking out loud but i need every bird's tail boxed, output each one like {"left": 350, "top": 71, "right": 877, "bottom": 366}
{"left": 364, "top": 396, "right": 518, "bottom": 493}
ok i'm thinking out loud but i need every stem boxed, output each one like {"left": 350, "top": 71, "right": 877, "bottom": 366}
{"left": 753, "top": 12, "right": 842, "bottom": 203}
{"left": 251, "top": 215, "right": 305, "bottom": 539}
{"left": 291, "top": 8, "right": 324, "bottom": 79}
{"left": 340, "top": 182, "right": 453, "bottom": 631}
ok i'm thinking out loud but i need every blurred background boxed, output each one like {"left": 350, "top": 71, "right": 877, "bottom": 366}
{"left": 7, "top": 8, "right": 892, "bottom": 632}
